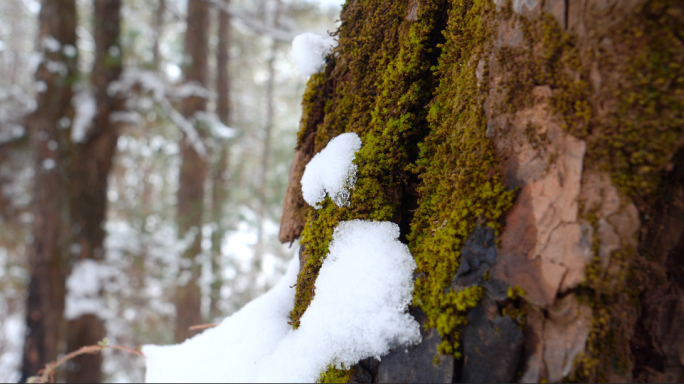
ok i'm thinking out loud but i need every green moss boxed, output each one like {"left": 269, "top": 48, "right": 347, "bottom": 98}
{"left": 592, "top": 0, "right": 684, "bottom": 198}
{"left": 499, "top": 0, "right": 684, "bottom": 200}
{"left": 290, "top": 0, "right": 449, "bottom": 331}
{"left": 318, "top": 365, "right": 352, "bottom": 383}
{"left": 297, "top": 72, "right": 328, "bottom": 147}
{"left": 408, "top": 0, "right": 515, "bottom": 358}
{"left": 568, "top": 251, "right": 642, "bottom": 382}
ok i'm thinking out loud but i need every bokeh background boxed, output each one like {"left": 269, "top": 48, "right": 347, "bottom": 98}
{"left": 0, "top": 0, "right": 342, "bottom": 381}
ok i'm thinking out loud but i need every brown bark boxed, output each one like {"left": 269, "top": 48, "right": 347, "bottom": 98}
{"left": 64, "top": 1, "right": 123, "bottom": 382}
{"left": 210, "top": 0, "right": 232, "bottom": 320}
{"left": 153, "top": 0, "right": 166, "bottom": 69}
{"left": 20, "top": 0, "right": 78, "bottom": 381}
{"left": 175, "top": 0, "right": 210, "bottom": 343}
{"left": 254, "top": 0, "right": 282, "bottom": 272}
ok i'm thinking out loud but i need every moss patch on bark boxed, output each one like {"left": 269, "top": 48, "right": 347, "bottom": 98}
{"left": 407, "top": 0, "right": 515, "bottom": 357}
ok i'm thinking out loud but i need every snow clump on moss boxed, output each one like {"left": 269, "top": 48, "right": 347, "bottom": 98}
{"left": 292, "top": 33, "right": 336, "bottom": 77}
{"left": 301, "top": 132, "right": 361, "bottom": 209}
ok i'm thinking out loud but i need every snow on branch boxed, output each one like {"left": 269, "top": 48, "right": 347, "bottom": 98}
{"left": 108, "top": 69, "right": 209, "bottom": 158}
{"left": 203, "top": 0, "right": 297, "bottom": 42}
{"left": 143, "top": 220, "right": 420, "bottom": 382}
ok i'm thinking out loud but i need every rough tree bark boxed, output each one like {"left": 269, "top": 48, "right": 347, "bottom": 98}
{"left": 280, "top": 0, "right": 684, "bottom": 382}
{"left": 175, "top": 0, "right": 210, "bottom": 343}
{"left": 64, "top": 1, "right": 123, "bottom": 382}
{"left": 20, "top": 0, "right": 78, "bottom": 381}
{"left": 209, "top": 0, "right": 232, "bottom": 320}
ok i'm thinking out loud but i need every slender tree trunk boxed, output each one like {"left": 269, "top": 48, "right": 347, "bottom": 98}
{"left": 153, "top": 0, "right": 166, "bottom": 69}
{"left": 175, "top": 0, "right": 210, "bottom": 343}
{"left": 64, "top": 1, "right": 123, "bottom": 382}
{"left": 20, "top": 0, "right": 78, "bottom": 381}
{"left": 209, "top": 0, "right": 232, "bottom": 320}
{"left": 254, "top": 0, "right": 282, "bottom": 277}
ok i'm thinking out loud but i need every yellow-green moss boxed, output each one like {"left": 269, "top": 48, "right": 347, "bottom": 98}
{"left": 318, "top": 365, "right": 352, "bottom": 383}
{"left": 290, "top": 0, "right": 449, "bottom": 329}
{"left": 297, "top": 72, "right": 328, "bottom": 147}
{"left": 568, "top": 247, "right": 643, "bottom": 382}
{"left": 408, "top": 0, "right": 515, "bottom": 357}
{"left": 593, "top": 0, "right": 684, "bottom": 198}
{"left": 500, "top": 0, "right": 684, "bottom": 200}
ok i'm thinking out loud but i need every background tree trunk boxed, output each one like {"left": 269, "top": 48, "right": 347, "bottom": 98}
{"left": 175, "top": 0, "right": 210, "bottom": 343}
{"left": 64, "top": 0, "right": 123, "bottom": 382}
{"left": 20, "top": 0, "right": 78, "bottom": 380}
{"left": 209, "top": 0, "right": 232, "bottom": 321}
{"left": 254, "top": 0, "right": 282, "bottom": 282}
{"left": 280, "top": 0, "right": 684, "bottom": 382}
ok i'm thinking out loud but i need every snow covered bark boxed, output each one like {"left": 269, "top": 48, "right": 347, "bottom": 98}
{"left": 175, "top": 0, "right": 210, "bottom": 343}
{"left": 20, "top": 0, "right": 78, "bottom": 380}
{"left": 65, "top": 1, "right": 124, "bottom": 382}
{"left": 280, "top": 0, "right": 684, "bottom": 382}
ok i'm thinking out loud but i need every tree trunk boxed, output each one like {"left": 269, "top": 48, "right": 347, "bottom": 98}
{"left": 254, "top": 0, "right": 282, "bottom": 279}
{"left": 20, "top": 0, "right": 78, "bottom": 381}
{"left": 280, "top": 0, "right": 684, "bottom": 382}
{"left": 210, "top": 0, "right": 232, "bottom": 320}
{"left": 64, "top": 1, "right": 123, "bottom": 382}
{"left": 175, "top": 0, "right": 210, "bottom": 343}
{"left": 153, "top": 0, "right": 166, "bottom": 69}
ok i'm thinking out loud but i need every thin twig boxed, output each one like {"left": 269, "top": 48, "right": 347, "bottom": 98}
{"left": 26, "top": 339, "right": 144, "bottom": 383}
{"left": 189, "top": 323, "right": 220, "bottom": 331}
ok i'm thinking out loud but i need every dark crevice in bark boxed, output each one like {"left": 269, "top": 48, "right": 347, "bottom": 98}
{"left": 632, "top": 147, "right": 684, "bottom": 382}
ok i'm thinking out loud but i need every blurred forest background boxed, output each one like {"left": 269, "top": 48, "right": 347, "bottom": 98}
{"left": 0, "top": 0, "right": 341, "bottom": 381}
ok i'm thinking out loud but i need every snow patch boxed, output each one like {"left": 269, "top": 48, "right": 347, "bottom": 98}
{"left": 64, "top": 260, "right": 117, "bottom": 320}
{"left": 301, "top": 132, "right": 361, "bottom": 209}
{"left": 193, "top": 111, "right": 236, "bottom": 140}
{"left": 72, "top": 90, "right": 97, "bottom": 143}
{"left": 42, "top": 35, "right": 61, "bottom": 52}
{"left": 144, "top": 220, "right": 420, "bottom": 383}
{"left": 292, "top": 33, "right": 336, "bottom": 77}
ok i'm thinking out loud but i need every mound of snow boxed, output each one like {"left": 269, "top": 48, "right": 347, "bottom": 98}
{"left": 301, "top": 132, "right": 362, "bottom": 209}
{"left": 292, "top": 33, "right": 336, "bottom": 77}
{"left": 144, "top": 220, "right": 420, "bottom": 383}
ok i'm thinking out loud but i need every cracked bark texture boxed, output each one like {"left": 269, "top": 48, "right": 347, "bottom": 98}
{"left": 280, "top": 0, "right": 683, "bottom": 382}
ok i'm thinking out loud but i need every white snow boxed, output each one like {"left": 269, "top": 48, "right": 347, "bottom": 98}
{"left": 72, "top": 90, "right": 97, "bottom": 143}
{"left": 144, "top": 220, "right": 420, "bottom": 383}
{"left": 193, "top": 111, "right": 236, "bottom": 140}
{"left": 42, "top": 35, "right": 61, "bottom": 52}
{"left": 291, "top": 33, "right": 336, "bottom": 77}
{"left": 64, "top": 260, "right": 116, "bottom": 320}
{"left": 301, "top": 132, "right": 361, "bottom": 209}
{"left": 0, "top": 314, "right": 23, "bottom": 383}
